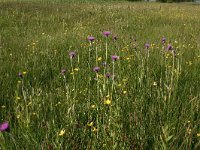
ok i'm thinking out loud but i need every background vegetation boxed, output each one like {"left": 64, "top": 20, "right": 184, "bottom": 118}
{"left": 0, "top": 0, "right": 200, "bottom": 149}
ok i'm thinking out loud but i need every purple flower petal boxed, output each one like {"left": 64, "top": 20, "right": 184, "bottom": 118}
{"left": 162, "top": 37, "right": 166, "bottom": 44}
{"left": 18, "top": 72, "right": 23, "bottom": 78}
{"left": 88, "top": 36, "right": 95, "bottom": 42}
{"left": 145, "top": 43, "right": 150, "bottom": 49}
{"left": 103, "top": 31, "right": 111, "bottom": 37}
{"left": 166, "top": 44, "right": 173, "bottom": 51}
{"left": 93, "top": 67, "right": 100, "bottom": 72}
{"left": 105, "top": 73, "right": 112, "bottom": 78}
{"left": 111, "top": 55, "right": 119, "bottom": 61}
{"left": 0, "top": 121, "right": 9, "bottom": 132}
{"left": 69, "top": 52, "right": 76, "bottom": 58}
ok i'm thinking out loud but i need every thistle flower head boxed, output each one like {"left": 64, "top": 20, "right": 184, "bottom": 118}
{"left": 18, "top": 72, "right": 23, "bottom": 78}
{"left": 93, "top": 67, "right": 100, "bottom": 72}
{"left": 69, "top": 51, "right": 76, "bottom": 58}
{"left": 166, "top": 44, "right": 173, "bottom": 51}
{"left": 162, "top": 37, "right": 166, "bottom": 44}
{"left": 61, "top": 69, "right": 66, "bottom": 75}
{"left": 103, "top": 31, "right": 111, "bottom": 37}
{"left": 145, "top": 43, "right": 150, "bottom": 49}
{"left": 105, "top": 73, "right": 112, "bottom": 78}
{"left": 88, "top": 36, "right": 95, "bottom": 42}
{"left": 111, "top": 55, "right": 119, "bottom": 61}
{"left": 0, "top": 121, "right": 9, "bottom": 132}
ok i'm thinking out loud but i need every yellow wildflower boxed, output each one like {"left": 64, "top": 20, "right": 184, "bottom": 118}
{"left": 18, "top": 80, "right": 22, "bottom": 84}
{"left": 92, "top": 127, "right": 98, "bottom": 132}
{"left": 197, "top": 133, "right": 200, "bottom": 137}
{"left": 87, "top": 122, "right": 94, "bottom": 127}
{"left": 153, "top": 82, "right": 157, "bottom": 86}
{"left": 97, "top": 57, "right": 102, "bottom": 61}
{"left": 123, "top": 91, "right": 127, "bottom": 94}
{"left": 104, "top": 99, "right": 111, "bottom": 105}
{"left": 74, "top": 68, "right": 79, "bottom": 71}
{"left": 117, "top": 83, "right": 122, "bottom": 87}
{"left": 98, "top": 74, "right": 103, "bottom": 78}
{"left": 91, "top": 105, "right": 96, "bottom": 109}
{"left": 16, "top": 96, "right": 21, "bottom": 100}
{"left": 122, "top": 79, "right": 128, "bottom": 82}
{"left": 59, "top": 129, "right": 65, "bottom": 136}
{"left": 22, "top": 71, "right": 27, "bottom": 75}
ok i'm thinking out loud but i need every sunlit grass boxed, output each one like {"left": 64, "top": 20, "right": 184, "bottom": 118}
{"left": 0, "top": 1, "right": 200, "bottom": 149}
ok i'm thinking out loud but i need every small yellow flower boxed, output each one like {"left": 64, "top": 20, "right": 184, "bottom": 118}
{"left": 98, "top": 74, "right": 103, "bottom": 78}
{"left": 123, "top": 91, "right": 127, "bottom": 94}
{"left": 17, "top": 115, "right": 20, "bottom": 119}
{"left": 32, "top": 112, "right": 36, "bottom": 116}
{"left": 104, "top": 99, "right": 111, "bottom": 105}
{"left": 153, "top": 82, "right": 157, "bottom": 86}
{"left": 74, "top": 68, "right": 79, "bottom": 71}
{"left": 122, "top": 79, "right": 128, "bottom": 82}
{"left": 197, "top": 133, "right": 200, "bottom": 137}
{"left": 97, "top": 57, "right": 102, "bottom": 61}
{"left": 16, "top": 96, "right": 21, "bottom": 100}
{"left": 91, "top": 105, "right": 96, "bottom": 109}
{"left": 22, "top": 71, "right": 27, "bottom": 75}
{"left": 92, "top": 127, "right": 98, "bottom": 132}
{"left": 18, "top": 80, "right": 22, "bottom": 84}
{"left": 59, "top": 129, "right": 65, "bottom": 136}
{"left": 87, "top": 122, "right": 94, "bottom": 127}
{"left": 117, "top": 83, "right": 122, "bottom": 87}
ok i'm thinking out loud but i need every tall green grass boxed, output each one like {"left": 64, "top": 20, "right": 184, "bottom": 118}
{"left": 0, "top": 1, "right": 200, "bottom": 149}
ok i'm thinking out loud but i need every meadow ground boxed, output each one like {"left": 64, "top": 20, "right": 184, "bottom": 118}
{"left": 0, "top": 0, "right": 200, "bottom": 149}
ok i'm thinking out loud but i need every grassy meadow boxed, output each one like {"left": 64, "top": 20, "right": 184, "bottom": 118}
{"left": 0, "top": 0, "right": 200, "bottom": 149}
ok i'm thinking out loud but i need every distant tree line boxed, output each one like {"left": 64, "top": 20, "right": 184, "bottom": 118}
{"left": 128, "top": 0, "right": 195, "bottom": 2}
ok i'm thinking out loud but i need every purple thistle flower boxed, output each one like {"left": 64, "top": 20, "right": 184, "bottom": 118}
{"left": 162, "top": 37, "right": 166, "bottom": 44}
{"left": 105, "top": 73, "right": 112, "bottom": 78}
{"left": 93, "top": 67, "right": 100, "bottom": 72}
{"left": 61, "top": 69, "right": 66, "bottom": 75}
{"left": 111, "top": 55, "right": 119, "bottom": 61}
{"left": 103, "top": 31, "right": 111, "bottom": 37}
{"left": 166, "top": 44, "right": 173, "bottom": 51}
{"left": 18, "top": 72, "right": 23, "bottom": 78}
{"left": 88, "top": 36, "right": 95, "bottom": 42}
{"left": 145, "top": 43, "right": 150, "bottom": 49}
{"left": 0, "top": 121, "right": 9, "bottom": 132}
{"left": 69, "top": 52, "right": 76, "bottom": 58}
